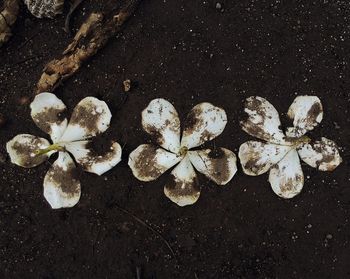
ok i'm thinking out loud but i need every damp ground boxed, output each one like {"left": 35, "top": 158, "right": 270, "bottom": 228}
{"left": 0, "top": 0, "right": 350, "bottom": 278}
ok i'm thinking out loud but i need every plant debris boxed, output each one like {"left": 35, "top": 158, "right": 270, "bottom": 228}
{"left": 36, "top": 0, "right": 142, "bottom": 94}
{"left": 0, "top": 0, "right": 20, "bottom": 47}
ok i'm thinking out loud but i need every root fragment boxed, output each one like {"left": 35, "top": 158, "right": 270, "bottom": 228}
{"left": 36, "top": 0, "right": 141, "bottom": 94}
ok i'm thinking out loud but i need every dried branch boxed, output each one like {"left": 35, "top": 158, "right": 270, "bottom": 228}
{"left": 36, "top": 0, "right": 141, "bottom": 94}
{"left": 0, "top": 0, "right": 20, "bottom": 47}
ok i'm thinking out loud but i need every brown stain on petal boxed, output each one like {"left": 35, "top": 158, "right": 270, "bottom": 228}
{"left": 48, "top": 162, "right": 80, "bottom": 196}
{"left": 199, "top": 130, "right": 213, "bottom": 144}
{"left": 183, "top": 107, "right": 204, "bottom": 135}
{"left": 207, "top": 148, "right": 231, "bottom": 183}
{"left": 165, "top": 174, "right": 200, "bottom": 198}
{"left": 242, "top": 98, "right": 274, "bottom": 141}
{"left": 164, "top": 118, "right": 180, "bottom": 134}
{"left": 243, "top": 155, "right": 267, "bottom": 175}
{"left": 34, "top": 107, "right": 67, "bottom": 134}
{"left": 313, "top": 140, "right": 340, "bottom": 171}
{"left": 12, "top": 137, "right": 47, "bottom": 167}
{"left": 80, "top": 140, "right": 118, "bottom": 169}
{"left": 280, "top": 174, "right": 303, "bottom": 194}
{"left": 145, "top": 124, "right": 165, "bottom": 146}
{"left": 306, "top": 102, "right": 322, "bottom": 125}
{"left": 248, "top": 97, "right": 263, "bottom": 111}
{"left": 273, "top": 164, "right": 303, "bottom": 195}
{"left": 241, "top": 142, "right": 272, "bottom": 175}
{"left": 70, "top": 104, "right": 105, "bottom": 134}
{"left": 133, "top": 146, "right": 165, "bottom": 180}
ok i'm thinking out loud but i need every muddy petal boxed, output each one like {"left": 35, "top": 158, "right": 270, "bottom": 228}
{"left": 43, "top": 152, "right": 81, "bottom": 209}
{"left": 297, "top": 137, "right": 342, "bottom": 171}
{"left": 241, "top": 96, "right": 287, "bottom": 144}
{"left": 6, "top": 134, "right": 52, "bottom": 168}
{"left": 238, "top": 141, "right": 292, "bottom": 176}
{"left": 30, "top": 92, "right": 68, "bottom": 143}
{"left": 286, "top": 96, "right": 323, "bottom": 137}
{"left": 164, "top": 156, "right": 200, "bottom": 206}
{"left": 181, "top": 103, "right": 227, "bottom": 149}
{"left": 188, "top": 148, "right": 237, "bottom": 185}
{"left": 64, "top": 140, "right": 122, "bottom": 176}
{"left": 141, "top": 98, "right": 181, "bottom": 153}
{"left": 128, "top": 144, "right": 182, "bottom": 182}
{"left": 60, "top": 97, "right": 112, "bottom": 142}
{"left": 268, "top": 149, "right": 304, "bottom": 199}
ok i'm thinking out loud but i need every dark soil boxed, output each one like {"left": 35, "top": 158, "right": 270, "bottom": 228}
{"left": 1, "top": 0, "right": 350, "bottom": 278}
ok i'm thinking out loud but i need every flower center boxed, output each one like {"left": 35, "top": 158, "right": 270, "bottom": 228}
{"left": 178, "top": 146, "right": 188, "bottom": 157}
{"left": 35, "top": 143, "right": 64, "bottom": 155}
{"left": 291, "top": 135, "right": 311, "bottom": 148}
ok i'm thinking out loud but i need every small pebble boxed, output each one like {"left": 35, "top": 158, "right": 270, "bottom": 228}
{"left": 215, "top": 2, "right": 222, "bottom": 10}
{"left": 18, "top": 96, "right": 30, "bottom": 105}
{"left": 123, "top": 79, "right": 131, "bottom": 92}
{"left": 326, "top": 234, "right": 333, "bottom": 240}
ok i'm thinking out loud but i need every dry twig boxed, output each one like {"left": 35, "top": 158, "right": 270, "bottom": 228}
{"left": 36, "top": 0, "right": 141, "bottom": 94}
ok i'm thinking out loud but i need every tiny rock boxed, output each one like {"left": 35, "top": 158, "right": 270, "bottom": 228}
{"left": 18, "top": 96, "right": 30, "bottom": 105}
{"left": 216, "top": 2, "right": 222, "bottom": 10}
{"left": 123, "top": 79, "right": 131, "bottom": 92}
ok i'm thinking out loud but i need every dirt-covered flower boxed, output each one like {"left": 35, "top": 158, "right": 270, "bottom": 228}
{"left": 6, "top": 93, "right": 122, "bottom": 209}
{"left": 239, "top": 96, "right": 342, "bottom": 199}
{"left": 128, "top": 98, "right": 237, "bottom": 206}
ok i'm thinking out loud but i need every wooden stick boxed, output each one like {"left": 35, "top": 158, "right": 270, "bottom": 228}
{"left": 36, "top": 0, "right": 141, "bottom": 94}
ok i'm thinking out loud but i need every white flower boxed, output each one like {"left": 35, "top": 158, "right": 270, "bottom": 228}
{"left": 238, "top": 96, "right": 342, "bottom": 199}
{"left": 6, "top": 93, "right": 122, "bottom": 209}
{"left": 128, "top": 98, "right": 237, "bottom": 206}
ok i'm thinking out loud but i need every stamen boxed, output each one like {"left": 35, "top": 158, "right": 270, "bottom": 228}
{"left": 34, "top": 144, "right": 64, "bottom": 155}
{"left": 292, "top": 136, "right": 311, "bottom": 147}
{"left": 178, "top": 146, "right": 188, "bottom": 157}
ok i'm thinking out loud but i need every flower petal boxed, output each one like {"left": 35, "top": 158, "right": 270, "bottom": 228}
{"left": 286, "top": 96, "right": 323, "bottom": 137}
{"left": 238, "top": 141, "right": 292, "bottom": 176}
{"left": 181, "top": 103, "right": 227, "bottom": 149}
{"left": 128, "top": 144, "right": 182, "bottom": 182}
{"left": 30, "top": 92, "right": 68, "bottom": 143}
{"left": 297, "top": 137, "right": 342, "bottom": 171}
{"left": 164, "top": 156, "right": 200, "bottom": 206}
{"left": 268, "top": 149, "right": 304, "bottom": 199}
{"left": 64, "top": 141, "right": 122, "bottom": 176}
{"left": 6, "top": 134, "right": 51, "bottom": 168}
{"left": 60, "top": 97, "right": 112, "bottom": 142}
{"left": 43, "top": 152, "right": 81, "bottom": 209}
{"left": 241, "top": 96, "right": 287, "bottom": 144}
{"left": 141, "top": 98, "right": 181, "bottom": 153}
{"left": 188, "top": 148, "right": 237, "bottom": 185}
